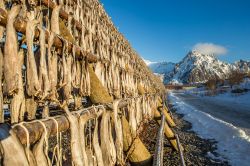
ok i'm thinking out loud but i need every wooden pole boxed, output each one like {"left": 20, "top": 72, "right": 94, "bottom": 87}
{"left": 159, "top": 106, "right": 176, "bottom": 127}
{"left": 154, "top": 108, "right": 179, "bottom": 151}
{"left": 12, "top": 114, "right": 69, "bottom": 145}
{"left": 157, "top": 97, "right": 176, "bottom": 127}
{"left": 11, "top": 101, "right": 128, "bottom": 145}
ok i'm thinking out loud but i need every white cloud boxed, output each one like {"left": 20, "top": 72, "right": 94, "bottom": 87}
{"left": 193, "top": 43, "right": 228, "bottom": 55}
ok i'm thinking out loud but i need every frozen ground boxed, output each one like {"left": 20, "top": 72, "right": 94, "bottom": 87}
{"left": 169, "top": 92, "right": 250, "bottom": 166}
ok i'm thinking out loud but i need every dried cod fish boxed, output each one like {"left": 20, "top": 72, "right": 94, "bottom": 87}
{"left": 100, "top": 110, "right": 116, "bottom": 166}
{"left": 93, "top": 116, "right": 104, "bottom": 166}
{"left": 4, "top": 5, "right": 21, "bottom": 95}
{"left": 26, "top": 11, "right": 41, "bottom": 97}
{"left": 10, "top": 49, "right": 26, "bottom": 123}
{"left": 62, "top": 103, "right": 84, "bottom": 166}
{"left": 38, "top": 22, "right": 51, "bottom": 100}
{"left": 0, "top": 48, "right": 4, "bottom": 123}
{"left": 48, "top": 34, "right": 58, "bottom": 101}
{"left": 32, "top": 120, "right": 51, "bottom": 166}
{"left": 112, "top": 100, "right": 124, "bottom": 165}
{"left": 0, "top": 124, "right": 29, "bottom": 166}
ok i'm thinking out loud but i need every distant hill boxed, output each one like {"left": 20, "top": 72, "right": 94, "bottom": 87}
{"left": 148, "top": 61, "right": 175, "bottom": 74}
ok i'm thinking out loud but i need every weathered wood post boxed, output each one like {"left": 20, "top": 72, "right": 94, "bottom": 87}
{"left": 157, "top": 97, "right": 176, "bottom": 127}
{"left": 159, "top": 106, "right": 176, "bottom": 127}
{"left": 154, "top": 108, "right": 179, "bottom": 151}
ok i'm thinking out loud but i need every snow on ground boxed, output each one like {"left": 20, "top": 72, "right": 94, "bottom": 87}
{"left": 186, "top": 78, "right": 250, "bottom": 105}
{"left": 187, "top": 88, "right": 250, "bottom": 106}
{"left": 169, "top": 92, "right": 250, "bottom": 166}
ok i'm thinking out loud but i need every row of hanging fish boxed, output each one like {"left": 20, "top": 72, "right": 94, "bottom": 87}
{"left": 0, "top": 0, "right": 157, "bottom": 124}
{"left": 0, "top": 0, "right": 166, "bottom": 165}
{"left": 0, "top": 2, "right": 91, "bottom": 123}
{"left": 0, "top": 96, "right": 157, "bottom": 166}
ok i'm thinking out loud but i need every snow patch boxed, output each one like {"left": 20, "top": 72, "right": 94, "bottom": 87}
{"left": 169, "top": 92, "right": 250, "bottom": 166}
{"left": 186, "top": 78, "right": 250, "bottom": 106}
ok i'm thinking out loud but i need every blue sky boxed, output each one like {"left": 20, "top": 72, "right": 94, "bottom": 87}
{"left": 100, "top": 0, "right": 250, "bottom": 63}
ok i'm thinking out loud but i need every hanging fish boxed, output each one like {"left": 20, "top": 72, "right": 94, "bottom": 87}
{"left": 10, "top": 49, "right": 26, "bottom": 123}
{"left": 100, "top": 110, "right": 116, "bottom": 166}
{"left": 47, "top": 34, "right": 58, "bottom": 101}
{"left": 32, "top": 121, "right": 51, "bottom": 166}
{"left": 79, "top": 113, "right": 93, "bottom": 166}
{"left": 0, "top": 124, "right": 29, "bottom": 166}
{"left": 128, "top": 99, "right": 137, "bottom": 136}
{"left": 4, "top": 5, "right": 21, "bottom": 95}
{"left": 80, "top": 58, "right": 90, "bottom": 96}
{"left": 93, "top": 116, "right": 104, "bottom": 166}
{"left": 50, "top": 4, "right": 62, "bottom": 35}
{"left": 0, "top": 48, "right": 4, "bottom": 123}
{"left": 26, "top": 11, "right": 41, "bottom": 97}
{"left": 112, "top": 100, "right": 124, "bottom": 165}
{"left": 71, "top": 46, "right": 78, "bottom": 88}
{"left": 135, "top": 97, "right": 142, "bottom": 127}
{"left": 62, "top": 103, "right": 84, "bottom": 166}
{"left": 38, "top": 20, "right": 51, "bottom": 100}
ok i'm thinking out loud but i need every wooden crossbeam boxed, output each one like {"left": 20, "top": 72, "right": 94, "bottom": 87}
{"left": 11, "top": 100, "right": 128, "bottom": 145}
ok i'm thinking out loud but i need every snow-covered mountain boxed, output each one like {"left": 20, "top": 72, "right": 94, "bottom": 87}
{"left": 166, "top": 51, "right": 235, "bottom": 84}
{"left": 145, "top": 51, "right": 242, "bottom": 84}
{"left": 142, "top": 59, "right": 175, "bottom": 82}
{"left": 234, "top": 60, "right": 250, "bottom": 73}
{"left": 148, "top": 62, "right": 175, "bottom": 74}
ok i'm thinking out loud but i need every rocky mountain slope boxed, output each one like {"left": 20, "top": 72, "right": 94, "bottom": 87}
{"left": 234, "top": 60, "right": 250, "bottom": 73}
{"left": 148, "top": 62, "right": 175, "bottom": 74}
{"left": 145, "top": 51, "right": 249, "bottom": 84}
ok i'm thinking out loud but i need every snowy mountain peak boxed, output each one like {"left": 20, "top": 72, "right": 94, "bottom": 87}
{"left": 167, "top": 51, "right": 235, "bottom": 84}
{"left": 186, "top": 50, "right": 216, "bottom": 62}
{"left": 147, "top": 51, "right": 241, "bottom": 84}
{"left": 147, "top": 51, "right": 249, "bottom": 84}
